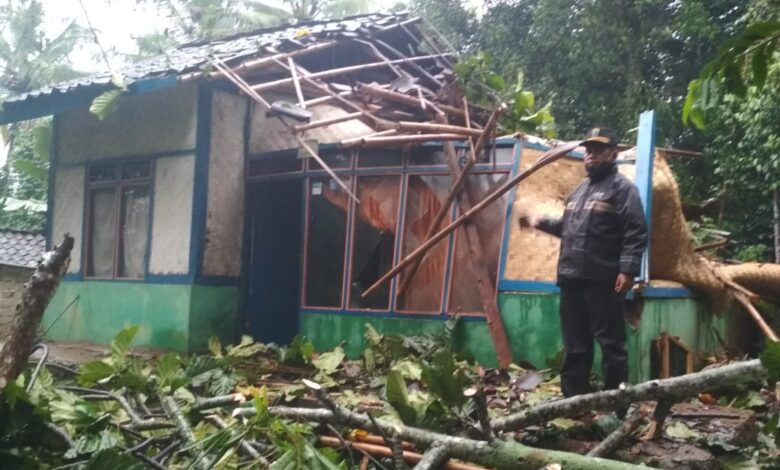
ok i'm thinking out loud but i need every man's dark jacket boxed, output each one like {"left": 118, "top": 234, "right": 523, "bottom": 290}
{"left": 538, "top": 164, "right": 648, "bottom": 283}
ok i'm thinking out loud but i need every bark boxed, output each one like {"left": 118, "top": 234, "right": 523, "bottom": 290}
{"left": 491, "top": 359, "right": 765, "bottom": 432}
{"left": 161, "top": 395, "right": 212, "bottom": 470}
{"left": 0, "top": 235, "right": 74, "bottom": 394}
{"left": 235, "top": 406, "right": 644, "bottom": 469}
{"left": 774, "top": 189, "right": 780, "bottom": 263}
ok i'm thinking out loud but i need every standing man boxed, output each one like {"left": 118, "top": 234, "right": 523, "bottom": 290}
{"left": 519, "top": 128, "right": 648, "bottom": 397}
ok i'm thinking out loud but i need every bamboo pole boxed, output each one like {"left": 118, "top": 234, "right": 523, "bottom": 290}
{"left": 357, "top": 84, "right": 464, "bottom": 117}
{"left": 360, "top": 141, "right": 580, "bottom": 299}
{"left": 372, "top": 37, "right": 444, "bottom": 87}
{"left": 293, "top": 111, "right": 363, "bottom": 132}
{"left": 288, "top": 57, "right": 306, "bottom": 107}
{"left": 339, "top": 129, "right": 397, "bottom": 147}
{"left": 395, "top": 121, "right": 482, "bottom": 137}
{"left": 343, "top": 133, "right": 469, "bottom": 148}
{"left": 180, "top": 41, "right": 338, "bottom": 82}
{"left": 734, "top": 292, "right": 779, "bottom": 341}
{"left": 438, "top": 130, "right": 512, "bottom": 368}
{"left": 252, "top": 53, "right": 452, "bottom": 93}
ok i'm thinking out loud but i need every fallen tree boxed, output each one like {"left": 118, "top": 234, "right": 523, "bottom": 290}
{"left": 0, "top": 234, "right": 74, "bottom": 394}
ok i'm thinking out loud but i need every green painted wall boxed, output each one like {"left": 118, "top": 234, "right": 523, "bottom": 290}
{"left": 189, "top": 285, "right": 239, "bottom": 351}
{"left": 43, "top": 281, "right": 238, "bottom": 351}
{"left": 301, "top": 292, "right": 728, "bottom": 382}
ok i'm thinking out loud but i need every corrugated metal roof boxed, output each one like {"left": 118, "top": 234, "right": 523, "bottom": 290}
{"left": 3, "top": 13, "right": 411, "bottom": 106}
{"left": 0, "top": 230, "right": 45, "bottom": 269}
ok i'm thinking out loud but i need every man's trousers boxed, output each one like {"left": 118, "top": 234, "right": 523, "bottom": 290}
{"left": 558, "top": 280, "right": 628, "bottom": 397}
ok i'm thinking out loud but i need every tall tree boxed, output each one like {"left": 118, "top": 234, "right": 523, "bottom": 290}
{"left": 0, "top": 0, "right": 85, "bottom": 231}
{"left": 137, "top": 0, "right": 375, "bottom": 50}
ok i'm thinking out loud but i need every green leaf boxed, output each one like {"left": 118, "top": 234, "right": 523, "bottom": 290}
{"left": 760, "top": 340, "right": 780, "bottom": 383}
{"left": 156, "top": 352, "right": 187, "bottom": 391}
{"left": 365, "top": 324, "right": 383, "bottom": 346}
{"left": 689, "top": 105, "right": 706, "bottom": 130}
{"left": 751, "top": 44, "right": 767, "bottom": 88}
{"left": 723, "top": 63, "right": 747, "bottom": 98}
{"left": 513, "top": 90, "right": 535, "bottom": 114}
{"left": 11, "top": 159, "right": 47, "bottom": 182}
{"left": 682, "top": 80, "right": 698, "bottom": 125}
{"left": 208, "top": 336, "right": 223, "bottom": 358}
{"left": 312, "top": 346, "right": 345, "bottom": 375}
{"left": 421, "top": 350, "right": 470, "bottom": 408}
{"left": 385, "top": 370, "right": 417, "bottom": 424}
{"left": 33, "top": 122, "right": 52, "bottom": 162}
{"left": 90, "top": 89, "right": 125, "bottom": 121}
{"left": 744, "top": 21, "right": 780, "bottom": 38}
{"left": 77, "top": 361, "right": 115, "bottom": 386}
{"left": 111, "top": 325, "right": 139, "bottom": 363}
{"left": 665, "top": 421, "right": 701, "bottom": 440}
{"left": 391, "top": 359, "right": 423, "bottom": 380}
{"left": 485, "top": 73, "right": 505, "bottom": 92}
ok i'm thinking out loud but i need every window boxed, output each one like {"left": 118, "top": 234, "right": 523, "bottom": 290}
{"left": 449, "top": 173, "right": 509, "bottom": 312}
{"left": 349, "top": 176, "right": 401, "bottom": 309}
{"left": 397, "top": 174, "right": 452, "bottom": 312}
{"left": 86, "top": 161, "right": 152, "bottom": 279}
{"left": 303, "top": 177, "right": 351, "bottom": 308}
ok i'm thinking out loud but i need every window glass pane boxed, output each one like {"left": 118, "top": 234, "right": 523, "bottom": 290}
{"left": 397, "top": 175, "right": 451, "bottom": 312}
{"left": 409, "top": 148, "right": 448, "bottom": 166}
{"left": 89, "top": 164, "right": 117, "bottom": 182}
{"left": 349, "top": 176, "right": 400, "bottom": 309}
{"left": 88, "top": 188, "right": 116, "bottom": 277}
{"left": 358, "top": 149, "right": 402, "bottom": 168}
{"left": 304, "top": 177, "right": 350, "bottom": 307}
{"left": 118, "top": 186, "right": 150, "bottom": 278}
{"left": 449, "top": 173, "right": 509, "bottom": 313}
{"left": 308, "top": 151, "right": 352, "bottom": 170}
{"left": 122, "top": 161, "right": 151, "bottom": 179}
{"left": 495, "top": 146, "right": 515, "bottom": 165}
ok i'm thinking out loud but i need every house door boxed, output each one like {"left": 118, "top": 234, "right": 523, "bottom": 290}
{"left": 246, "top": 180, "right": 303, "bottom": 344}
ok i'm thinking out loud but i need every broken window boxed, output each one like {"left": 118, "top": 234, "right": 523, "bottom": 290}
{"left": 86, "top": 161, "right": 151, "bottom": 279}
{"left": 304, "top": 177, "right": 350, "bottom": 308}
{"left": 349, "top": 176, "right": 401, "bottom": 310}
{"left": 397, "top": 174, "right": 452, "bottom": 313}
{"left": 449, "top": 173, "right": 509, "bottom": 313}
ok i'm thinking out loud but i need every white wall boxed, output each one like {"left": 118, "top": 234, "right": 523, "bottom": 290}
{"left": 149, "top": 155, "right": 195, "bottom": 274}
{"left": 57, "top": 84, "right": 198, "bottom": 163}
{"left": 202, "top": 91, "right": 248, "bottom": 277}
{"left": 248, "top": 93, "right": 374, "bottom": 154}
{"left": 51, "top": 166, "right": 85, "bottom": 274}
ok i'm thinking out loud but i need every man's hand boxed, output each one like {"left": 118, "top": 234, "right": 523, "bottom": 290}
{"left": 615, "top": 273, "right": 634, "bottom": 294}
{"left": 518, "top": 215, "right": 539, "bottom": 229}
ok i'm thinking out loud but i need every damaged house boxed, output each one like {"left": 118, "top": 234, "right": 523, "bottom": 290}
{"left": 1, "top": 13, "right": 756, "bottom": 382}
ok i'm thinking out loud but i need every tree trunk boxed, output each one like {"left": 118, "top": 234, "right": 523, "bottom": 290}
{"left": 490, "top": 359, "right": 765, "bottom": 432}
{"left": 0, "top": 235, "right": 74, "bottom": 394}
{"left": 773, "top": 189, "right": 780, "bottom": 263}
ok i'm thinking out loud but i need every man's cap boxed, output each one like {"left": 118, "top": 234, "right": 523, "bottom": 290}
{"left": 581, "top": 127, "right": 618, "bottom": 146}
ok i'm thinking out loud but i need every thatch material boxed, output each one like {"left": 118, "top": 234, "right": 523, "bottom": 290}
{"left": 505, "top": 145, "right": 780, "bottom": 312}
